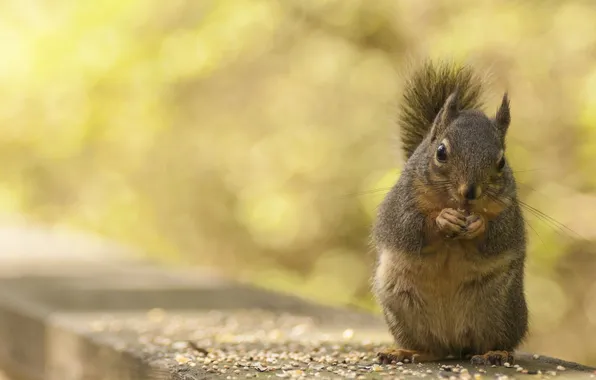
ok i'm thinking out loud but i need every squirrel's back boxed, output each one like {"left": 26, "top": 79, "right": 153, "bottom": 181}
{"left": 398, "top": 61, "right": 485, "bottom": 159}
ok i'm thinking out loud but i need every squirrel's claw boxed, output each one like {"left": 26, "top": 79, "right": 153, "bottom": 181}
{"left": 436, "top": 208, "right": 467, "bottom": 238}
{"left": 377, "top": 348, "right": 440, "bottom": 364}
{"left": 461, "top": 214, "right": 486, "bottom": 240}
{"left": 470, "top": 350, "right": 514, "bottom": 366}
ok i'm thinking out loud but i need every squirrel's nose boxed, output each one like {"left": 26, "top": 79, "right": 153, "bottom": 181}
{"left": 459, "top": 183, "right": 482, "bottom": 200}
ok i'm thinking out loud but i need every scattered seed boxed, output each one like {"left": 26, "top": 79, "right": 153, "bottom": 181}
{"left": 342, "top": 329, "right": 354, "bottom": 339}
{"left": 90, "top": 310, "right": 581, "bottom": 380}
{"left": 175, "top": 354, "right": 191, "bottom": 365}
{"left": 171, "top": 341, "right": 188, "bottom": 350}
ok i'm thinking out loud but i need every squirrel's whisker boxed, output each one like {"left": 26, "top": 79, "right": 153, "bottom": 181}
{"left": 518, "top": 200, "right": 583, "bottom": 239}
{"left": 510, "top": 168, "right": 547, "bottom": 174}
{"left": 515, "top": 181, "right": 554, "bottom": 201}
{"left": 484, "top": 192, "right": 543, "bottom": 245}
{"left": 523, "top": 219, "right": 544, "bottom": 246}
{"left": 487, "top": 191, "right": 582, "bottom": 241}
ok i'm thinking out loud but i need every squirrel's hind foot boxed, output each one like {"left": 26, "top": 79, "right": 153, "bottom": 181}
{"left": 377, "top": 348, "right": 441, "bottom": 364}
{"left": 470, "top": 351, "right": 514, "bottom": 366}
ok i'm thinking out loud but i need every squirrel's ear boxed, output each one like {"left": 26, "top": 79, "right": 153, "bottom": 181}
{"left": 495, "top": 92, "right": 510, "bottom": 135}
{"left": 431, "top": 90, "right": 460, "bottom": 141}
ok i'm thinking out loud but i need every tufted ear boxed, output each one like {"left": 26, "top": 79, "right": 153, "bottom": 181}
{"left": 495, "top": 92, "right": 510, "bottom": 136}
{"left": 430, "top": 90, "right": 460, "bottom": 141}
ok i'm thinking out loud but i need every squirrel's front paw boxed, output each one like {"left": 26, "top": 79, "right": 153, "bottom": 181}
{"left": 436, "top": 208, "right": 467, "bottom": 238}
{"left": 461, "top": 214, "right": 486, "bottom": 240}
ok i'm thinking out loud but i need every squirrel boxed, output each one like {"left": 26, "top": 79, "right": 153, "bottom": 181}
{"left": 371, "top": 61, "right": 528, "bottom": 366}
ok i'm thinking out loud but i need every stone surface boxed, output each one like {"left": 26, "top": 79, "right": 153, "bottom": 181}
{"left": 0, "top": 221, "right": 594, "bottom": 380}
{"left": 49, "top": 309, "right": 596, "bottom": 380}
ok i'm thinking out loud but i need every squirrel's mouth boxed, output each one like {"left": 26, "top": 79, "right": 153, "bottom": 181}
{"left": 459, "top": 199, "right": 477, "bottom": 214}
{"left": 449, "top": 192, "right": 482, "bottom": 214}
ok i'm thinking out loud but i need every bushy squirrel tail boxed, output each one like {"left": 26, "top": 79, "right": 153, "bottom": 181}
{"left": 398, "top": 60, "right": 485, "bottom": 159}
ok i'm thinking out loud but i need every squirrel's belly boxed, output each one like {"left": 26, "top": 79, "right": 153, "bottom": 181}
{"left": 376, "top": 247, "right": 505, "bottom": 353}
{"left": 414, "top": 249, "right": 499, "bottom": 351}
{"left": 414, "top": 288, "right": 482, "bottom": 351}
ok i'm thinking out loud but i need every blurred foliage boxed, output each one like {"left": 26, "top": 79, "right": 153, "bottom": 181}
{"left": 2, "top": 0, "right": 596, "bottom": 365}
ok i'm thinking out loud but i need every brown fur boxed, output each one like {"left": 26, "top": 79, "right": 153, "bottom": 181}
{"left": 375, "top": 246, "right": 516, "bottom": 356}
{"left": 372, "top": 61, "right": 528, "bottom": 364}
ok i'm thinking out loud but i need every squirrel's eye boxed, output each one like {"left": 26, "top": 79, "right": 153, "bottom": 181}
{"left": 436, "top": 143, "right": 447, "bottom": 163}
{"left": 497, "top": 156, "right": 506, "bottom": 171}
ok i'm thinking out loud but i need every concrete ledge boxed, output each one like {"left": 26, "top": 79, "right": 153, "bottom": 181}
{"left": 0, "top": 261, "right": 385, "bottom": 380}
{"left": 0, "top": 224, "right": 594, "bottom": 379}
{"left": 0, "top": 264, "right": 594, "bottom": 380}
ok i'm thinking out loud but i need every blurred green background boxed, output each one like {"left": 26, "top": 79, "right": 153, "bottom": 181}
{"left": 2, "top": 0, "right": 596, "bottom": 366}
